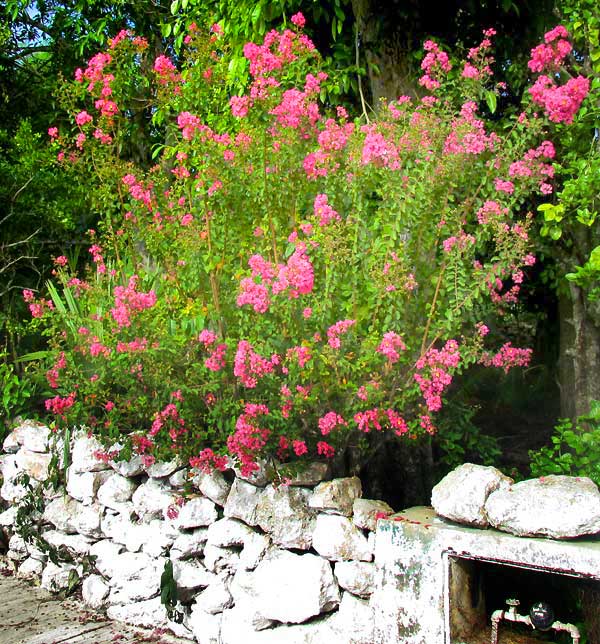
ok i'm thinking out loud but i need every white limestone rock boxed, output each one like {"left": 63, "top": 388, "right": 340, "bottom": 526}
{"left": 9, "top": 533, "right": 28, "bottom": 556}
{"left": 43, "top": 530, "right": 95, "bottom": 556}
{"left": 108, "top": 552, "right": 165, "bottom": 603}
{"left": 173, "top": 496, "right": 218, "bottom": 529}
{"left": 353, "top": 498, "right": 394, "bottom": 532}
{"left": 192, "top": 469, "right": 232, "bottom": 506}
{"left": 170, "top": 528, "right": 208, "bottom": 559}
{"left": 71, "top": 432, "right": 110, "bottom": 473}
{"left": 14, "top": 448, "right": 52, "bottom": 482}
{"left": 82, "top": 574, "right": 110, "bottom": 609}
{"left": 173, "top": 559, "right": 216, "bottom": 591}
{"left": 328, "top": 591, "right": 375, "bottom": 644}
{"left": 206, "top": 517, "right": 253, "bottom": 547}
{"left": 188, "top": 605, "right": 222, "bottom": 644}
{"left": 312, "top": 514, "right": 373, "bottom": 562}
{"left": 169, "top": 467, "right": 189, "bottom": 488}
{"left": 194, "top": 575, "right": 234, "bottom": 614}
{"left": 249, "top": 550, "right": 340, "bottom": 624}
{"left": 203, "top": 544, "right": 241, "bottom": 573}
{"left": 233, "top": 459, "right": 270, "bottom": 487}
{"left": 97, "top": 472, "right": 138, "bottom": 509}
{"left": 485, "top": 475, "right": 600, "bottom": 538}
{"left": 89, "top": 539, "right": 125, "bottom": 577}
{"left": 41, "top": 561, "right": 80, "bottom": 593}
{"left": 334, "top": 561, "right": 375, "bottom": 598}
{"left": 43, "top": 496, "right": 92, "bottom": 534}
{"left": 224, "top": 478, "right": 264, "bottom": 526}
{"left": 309, "top": 477, "right": 362, "bottom": 516}
{"left": 0, "top": 506, "right": 17, "bottom": 526}
{"left": 240, "top": 532, "right": 271, "bottom": 570}
{"left": 66, "top": 468, "right": 112, "bottom": 504}
{"left": 145, "top": 458, "right": 181, "bottom": 479}
{"left": 131, "top": 477, "right": 177, "bottom": 521}
{"left": 109, "top": 445, "right": 144, "bottom": 477}
{"left": 285, "top": 462, "right": 331, "bottom": 487}
{"left": 5, "top": 420, "right": 51, "bottom": 453}
{"left": 107, "top": 596, "right": 168, "bottom": 628}
{"left": 255, "top": 485, "right": 316, "bottom": 550}
{"left": 17, "top": 556, "right": 44, "bottom": 578}
{"left": 431, "top": 463, "right": 512, "bottom": 527}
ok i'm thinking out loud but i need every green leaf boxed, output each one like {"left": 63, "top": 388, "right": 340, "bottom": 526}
{"left": 485, "top": 91, "right": 497, "bottom": 114}
{"left": 170, "top": 0, "right": 179, "bottom": 14}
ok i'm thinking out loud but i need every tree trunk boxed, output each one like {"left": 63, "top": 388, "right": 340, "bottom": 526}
{"left": 558, "top": 282, "right": 600, "bottom": 420}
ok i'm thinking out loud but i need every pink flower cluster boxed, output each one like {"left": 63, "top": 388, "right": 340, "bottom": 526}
{"left": 480, "top": 342, "right": 532, "bottom": 373}
{"left": 150, "top": 402, "right": 186, "bottom": 442}
{"left": 443, "top": 102, "right": 499, "bottom": 156}
{"left": 462, "top": 28, "right": 496, "bottom": 80}
{"left": 23, "top": 289, "right": 54, "bottom": 318}
{"left": 318, "top": 412, "right": 347, "bottom": 436}
{"left": 45, "top": 392, "right": 76, "bottom": 417}
{"left": 270, "top": 88, "right": 320, "bottom": 130}
{"left": 228, "top": 403, "right": 270, "bottom": 476}
{"left": 327, "top": 319, "right": 356, "bottom": 349}
{"left": 122, "top": 174, "right": 154, "bottom": 210}
{"left": 234, "top": 341, "right": 276, "bottom": 388}
{"left": 237, "top": 245, "right": 314, "bottom": 313}
{"left": 243, "top": 28, "right": 315, "bottom": 80}
{"left": 313, "top": 193, "right": 340, "bottom": 226}
{"left": 419, "top": 40, "right": 452, "bottom": 91}
{"left": 46, "top": 352, "right": 67, "bottom": 388}
{"left": 528, "top": 25, "right": 571, "bottom": 72}
{"left": 476, "top": 200, "right": 506, "bottom": 225}
{"left": 376, "top": 332, "right": 406, "bottom": 364}
{"left": 529, "top": 74, "right": 589, "bottom": 125}
{"left": 111, "top": 275, "right": 157, "bottom": 328}
{"left": 154, "top": 55, "right": 182, "bottom": 89}
{"left": 189, "top": 448, "right": 228, "bottom": 473}
{"left": 414, "top": 340, "right": 461, "bottom": 412}
{"left": 361, "top": 126, "right": 399, "bottom": 168}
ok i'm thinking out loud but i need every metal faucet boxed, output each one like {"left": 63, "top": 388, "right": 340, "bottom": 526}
{"left": 490, "top": 598, "right": 581, "bottom": 644}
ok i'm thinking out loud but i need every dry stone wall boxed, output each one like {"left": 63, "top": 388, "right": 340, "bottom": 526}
{"left": 0, "top": 420, "right": 393, "bottom": 644}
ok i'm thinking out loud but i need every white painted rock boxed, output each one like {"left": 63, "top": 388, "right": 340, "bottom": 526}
{"left": 107, "top": 596, "right": 168, "bottom": 628}
{"left": 170, "top": 528, "right": 208, "bottom": 559}
{"left": 353, "top": 498, "right": 394, "bottom": 532}
{"left": 9, "top": 533, "right": 28, "bottom": 556}
{"left": 206, "top": 517, "right": 253, "bottom": 547}
{"left": 255, "top": 485, "right": 316, "bottom": 550}
{"left": 188, "top": 604, "right": 222, "bottom": 644}
{"left": 14, "top": 448, "right": 52, "bottom": 482}
{"left": 17, "top": 556, "right": 44, "bottom": 578}
{"left": 224, "top": 478, "right": 264, "bottom": 526}
{"left": 66, "top": 467, "right": 112, "bottom": 504}
{"left": 194, "top": 575, "right": 233, "bottom": 614}
{"left": 312, "top": 514, "right": 373, "bottom": 562}
{"left": 431, "top": 463, "right": 512, "bottom": 527}
{"left": 71, "top": 432, "right": 110, "bottom": 473}
{"left": 309, "top": 477, "right": 362, "bottom": 516}
{"left": 97, "top": 472, "right": 138, "bottom": 510}
{"left": 250, "top": 550, "right": 340, "bottom": 623}
{"left": 82, "top": 574, "right": 110, "bottom": 609}
{"left": 193, "top": 469, "right": 232, "bottom": 506}
{"left": 139, "top": 519, "right": 177, "bottom": 558}
{"left": 41, "top": 561, "right": 80, "bottom": 593}
{"left": 173, "top": 496, "right": 218, "bottom": 528}
{"left": 334, "top": 561, "right": 375, "bottom": 597}
{"left": 89, "top": 539, "right": 125, "bottom": 577}
{"left": 485, "top": 475, "right": 600, "bottom": 538}
{"left": 4, "top": 420, "right": 51, "bottom": 453}
{"left": 131, "top": 477, "right": 177, "bottom": 521}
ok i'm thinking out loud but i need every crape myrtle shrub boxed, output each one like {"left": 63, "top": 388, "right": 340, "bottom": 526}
{"left": 27, "top": 17, "right": 589, "bottom": 479}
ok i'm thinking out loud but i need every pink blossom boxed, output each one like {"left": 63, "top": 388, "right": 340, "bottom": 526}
{"left": 480, "top": 342, "right": 532, "bottom": 373}
{"left": 293, "top": 440, "right": 308, "bottom": 456}
{"left": 327, "top": 319, "right": 355, "bottom": 349}
{"left": 313, "top": 193, "right": 340, "bottom": 226}
{"left": 75, "top": 110, "right": 93, "bottom": 126}
{"left": 316, "top": 441, "right": 335, "bottom": 459}
{"left": 204, "top": 344, "right": 227, "bottom": 371}
{"left": 376, "top": 332, "right": 406, "bottom": 364}
{"left": 291, "top": 12, "right": 306, "bottom": 28}
{"left": 318, "top": 412, "right": 347, "bottom": 436}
